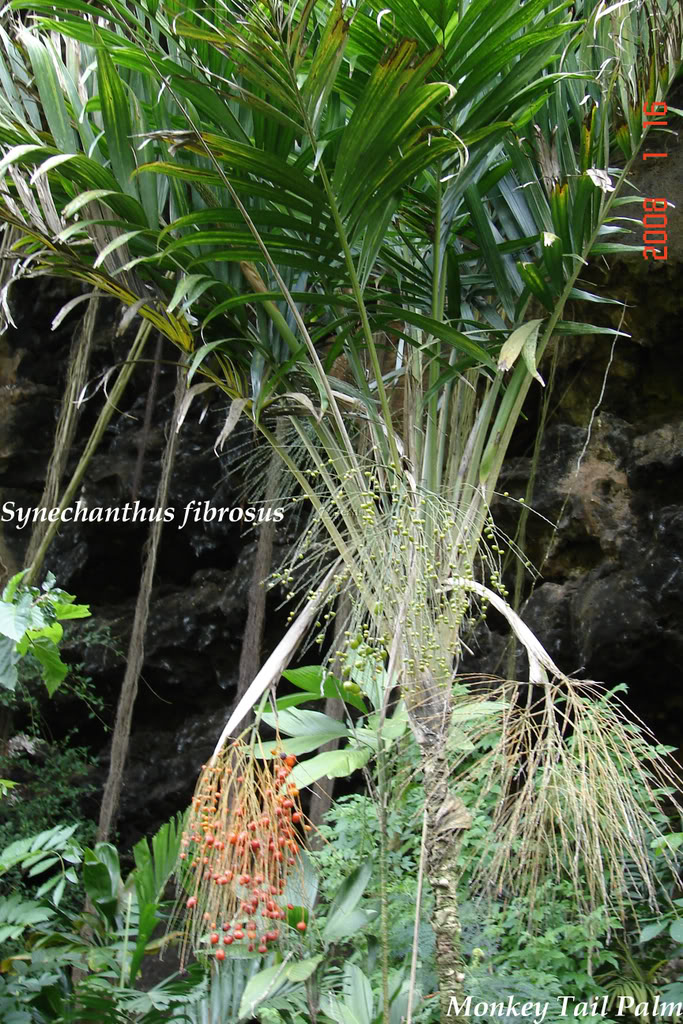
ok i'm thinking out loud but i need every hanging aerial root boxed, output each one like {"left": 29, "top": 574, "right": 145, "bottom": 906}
{"left": 172, "top": 739, "right": 313, "bottom": 967}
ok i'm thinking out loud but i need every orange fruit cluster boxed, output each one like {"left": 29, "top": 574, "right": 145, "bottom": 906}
{"left": 176, "top": 742, "right": 310, "bottom": 964}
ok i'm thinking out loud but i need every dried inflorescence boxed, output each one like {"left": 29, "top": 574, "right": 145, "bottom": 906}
{"left": 175, "top": 740, "right": 311, "bottom": 965}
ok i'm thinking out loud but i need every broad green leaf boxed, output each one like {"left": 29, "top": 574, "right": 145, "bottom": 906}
{"left": 0, "top": 601, "right": 30, "bottom": 642}
{"left": 62, "top": 189, "right": 119, "bottom": 219}
{"left": 0, "top": 143, "right": 49, "bottom": 175}
{"left": 27, "top": 855, "right": 58, "bottom": 877}
{"left": 260, "top": 733, "right": 351, "bottom": 758}
{"left": 281, "top": 665, "right": 326, "bottom": 691}
{"left": 447, "top": 726, "right": 475, "bottom": 753}
{"left": 540, "top": 229, "right": 564, "bottom": 290}
{"left": 26, "top": 622, "right": 62, "bottom": 645}
{"left": 321, "top": 993, "right": 364, "bottom": 1024}
{"left": 446, "top": 0, "right": 522, "bottom": 68}
{"left": 323, "top": 907, "right": 375, "bottom": 945}
{"left": 373, "top": 305, "right": 496, "bottom": 367}
{"left": 282, "top": 665, "right": 367, "bottom": 712}
{"left": 133, "top": 813, "right": 184, "bottom": 908}
{"left": 261, "top": 708, "right": 349, "bottom": 740}
{"left": 29, "top": 638, "right": 68, "bottom": 696}
{"left": 288, "top": 748, "right": 372, "bottom": 789}
{"left": 366, "top": 704, "right": 408, "bottom": 743}
{"left": 344, "top": 964, "right": 373, "bottom": 1024}
{"left": 36, "top": 871, "right": 64, "bottom": 898}
{"left": 93, "top": 229, "right": 145, "bottom": 269}
{"left": 301, "top": 0, "right": 349, "bottom": 134}
{"left": 465, "top": 184, "right": 519, "bottom": 319}
{"left": 29, "top": 152, "right": 79, "bottom": 183}
{"left": 238, "top": 964, "right": 288, "bottom": 1020}
{"left": 639, "top": 921, "right": 667, "bottom": 943}
{"left": 130, "top": 902, "right": 159, "bottom": 984}
{"left": 0, "top": 824, "right": 78, "bottom": 875}
{"left": 323, "top": 861, "right": 372, "bottom": 943}
{"left": 167, "top": 274, "right": 215, "bottom": 314}
{"left": 275, "top": 691, "right": 313, "bottom": 710}
{"left": 589, "top": 242, "right": 644, "bottom": 255}
{"left": 478, "top": 367, "right": 521, "bottom": 485}
{"left": 282, "top": 850, "right": 319, "bottom": 911}
{"left": 2, "top": 570, "right": 28, "bottom": 603}
{"left": 52, "top": 876, "right": 66, "bottom": 906}
{"left": 651, "top": 832, "right": 683, "bottom": 855}
{"left": 286, "top": 955, "right": 323, "bottom": 983}
{"left": 516, "top": 261, "right": 555, "bottom": 310}
{"left": 0, "top": 894, "right": 54, "bottom": 943}
{"left": 0, "top": 779, "right": 17, "bottom": 799}
{"left": 82, "top": 844, "right": 122, "bottom": 927}
{"left": 568, "top": 287, "right": 625, "bottom": 306}
{"left": 52, "top": 601, "right": 91, "bottom": 619}
{"left": 389, "top": 976, "right": 413, "bottom": 1024}
{"left": 129, "top": 88, "right": 158, "bottom": 228}
{"left": 522, "top": 330, "right": 545, "bottom": 385}
{"left": 2, "top": 651, "right": 19, "bottom": 692}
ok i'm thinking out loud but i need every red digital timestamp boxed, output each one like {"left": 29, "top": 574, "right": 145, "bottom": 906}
{"left": 642, "top": 101, "right": 669, "bottom": 261}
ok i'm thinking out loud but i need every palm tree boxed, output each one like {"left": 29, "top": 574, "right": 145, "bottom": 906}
{"left": 0, "top": 0, "right": 681, "bottom": 1016}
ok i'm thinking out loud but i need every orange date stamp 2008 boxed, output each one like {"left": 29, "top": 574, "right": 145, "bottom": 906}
{"left": 642, "top": 101, "right": 670, "bottom": 262}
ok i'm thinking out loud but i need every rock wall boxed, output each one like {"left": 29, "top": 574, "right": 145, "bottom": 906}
{"left": 473, "top": 252, "right": 683, "bottom": 747}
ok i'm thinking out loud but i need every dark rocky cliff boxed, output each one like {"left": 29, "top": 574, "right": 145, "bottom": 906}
{"left": 473, "top": 251, "right": 683, "bottom": 746}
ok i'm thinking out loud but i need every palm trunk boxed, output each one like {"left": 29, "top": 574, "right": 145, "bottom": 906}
{"left": 409, "top": 681, "right": 472, "bottom": 1023}
{"left": 96, "top": 367, "right": 182, "bottom": 842}
{"left": 25, "top": 295, "right": 98, "bottom": 568}
{"left": 130, "top": 335, "right": 163, "bottom": 502}
{"left": 232, "top": 438, "right": 281, "bottom": 736}
{"left": 26, "top": 318, "right": 152, "bottom": 585}
{"left": 421, "top": 749, "right": 471, "bottom": 1023}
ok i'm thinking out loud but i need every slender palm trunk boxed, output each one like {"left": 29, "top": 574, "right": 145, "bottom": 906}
{"left": 421, "top": 750, "right": 471, "bottom": 1022}
{"left": 408, "top": 679, "right": 472, "bottom": 1022}
{"left": 97, "top": 367, "right": 183, "bottom": 842}
{"left": 232, "top": 438, "right": 281, "bottom": 736}
{"left": 26, "top": 319, "right": 152, "bottom": 585}
{"left": 25, "top": 295, "right": 98, "bottom": 568}
{"left": 131, "top": 335, "right": 163, "bottom": 502}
